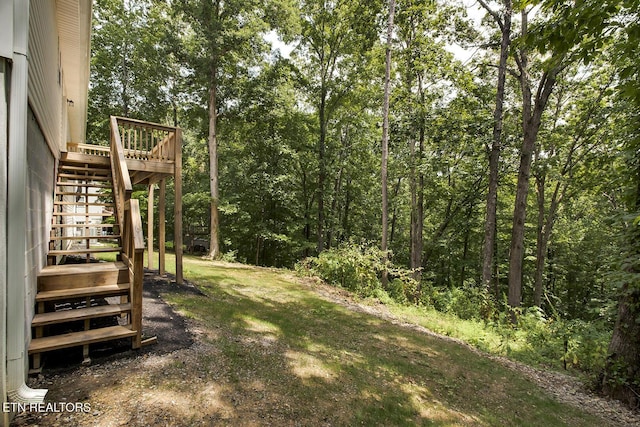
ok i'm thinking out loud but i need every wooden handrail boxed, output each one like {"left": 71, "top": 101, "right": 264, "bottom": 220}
{"left": 67, "top": 142, "right": 110, "bottom": 156}
{"left": 114, "top": 116, "right": 177, "bottom": 163}
{"left": 110, "top": 116, "right": 144, "bottom": 349}
{"left": 71, "top": 117, "right": 178, "bottom": 164}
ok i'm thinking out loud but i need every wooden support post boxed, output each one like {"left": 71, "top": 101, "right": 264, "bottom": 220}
{"left": 147, "top": 184, "right": 154, "bottom": 270}
{"left": 132, "top": 251, "right": 144, "bottom": 349}
{"left": 82, "top": 296, "right": 91, "bottom": 364}
{"left": 174, "top": 129, "right": 183, "bottom": 284}
{"left": 159, "top": 179, "right": 166, "bottom": 275}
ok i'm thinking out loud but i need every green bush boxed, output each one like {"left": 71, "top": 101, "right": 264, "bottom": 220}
{"left": 550, "top": 319, "right": 611, "bottom": 372}
{"left": 418, "top": 284, "right": 493, "bottom": 321}
{"left": 499, "top": 308, "right": 611, "bottom": 374}
{"left": 296, "top": 243, "right": 418, "bottom": 301}
{"left": 297, "top": 243, "right": 384, "bottom": 297}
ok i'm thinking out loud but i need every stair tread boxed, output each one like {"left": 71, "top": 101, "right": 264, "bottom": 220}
{"left": 58, "top": 173, "right": 111, "bottom": 181}
{"left": 33, "top": 303, "right": 131, "bottom": 327}
{"left": 54, "top": 201, "right": 114, "bottom": 206}
{"left": 51, "top": 223, "right": 116, "bottom": 228}
{"left": 59, "top": 165, "right": 111, "bottom": 173}
{"left": 40, "top": 261, "right": 126, "bottom": 274}
{"left": 36, "top": 283, "right": 130, "bottom": 302}
{"left": 56, "top": 183, "right": 112, "bottom": 188}
{"left": 28, "top": 325, "right": 136, "bottom": 354}
{"left": 48, "top": 247, "right": 122, "bottom": 255}
{"left": 53, "top": 212, "right": 114, "bottom": 216}
{"left": 50, "top": 235, "right": 121, "bottom": 240}
{"left": 55, "top": 192, "right": 113, "bottom": 197}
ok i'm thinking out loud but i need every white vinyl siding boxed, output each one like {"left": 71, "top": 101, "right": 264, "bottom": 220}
{"left": 28, "top": 0, "right": 64, "bottom": 157}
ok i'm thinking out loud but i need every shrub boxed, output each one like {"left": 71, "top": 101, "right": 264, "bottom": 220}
{"left": 418, "top": 284, "right": 493, "bottom": 321}
{"left": 296, "top": 243, "right": 418, "bottom": 301}
{"left": 296, "top": 243, "right": 384, "bottom": 297}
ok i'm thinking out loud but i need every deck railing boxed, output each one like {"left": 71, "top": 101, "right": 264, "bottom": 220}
{"left": 110, "top": 116, "right": 144, "bottom": 349}
{"left": 69, "top": 116, "right": 178, "bottom": 163}
{"left": 114, "top": 116, "right": 177, "bottom": 162}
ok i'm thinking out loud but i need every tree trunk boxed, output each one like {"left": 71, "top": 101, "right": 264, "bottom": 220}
{"left": 534, "top": 180, "right": 562, "bottom": 307}
{"left": 481, "top": 0, "right": 512, "bottom": 292}
{"left": 389, "top": 177, "right": 402, "bottom": 244}
{"left": 327, "top": 127, "right": 348, "bottom": 249}
{"left": 508, "top": 10, "right": 562, "bottom": 318}
{"left": 317, "top": 86, "right": 327, "bottom": 253}
{"left": 602, "top": 284, "right": 640, "bottom": 408}
{"left": 460, "top": 204, "right": 474, "bottom": 287}
{"left": 302, "top": 169, "right": 312, "bottom": 258}
{"left": 410, "top": 75, "right": 425, "bottom": 283}
{"left": 381, "top": 0, "right": 396, "bottom": 288}
{"left": 208, "top": 62, "right": 220, "bottom": 259}
{"left": 601, "top": 147, "right": 640, "bottom": 408}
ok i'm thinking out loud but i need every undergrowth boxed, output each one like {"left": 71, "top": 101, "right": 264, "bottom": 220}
{"left": 296, "top": 242, "right": 612, "bottom": 380}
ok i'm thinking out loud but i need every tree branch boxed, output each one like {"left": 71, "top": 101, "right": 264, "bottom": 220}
{"left": 477, "top": 0, "right": 504, "bottom": 32}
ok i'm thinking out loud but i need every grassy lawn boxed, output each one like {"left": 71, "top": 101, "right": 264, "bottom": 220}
{"left": 117, "top": 254, "right": 609, "bottom": 426}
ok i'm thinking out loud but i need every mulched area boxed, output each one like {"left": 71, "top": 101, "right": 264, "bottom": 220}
{"left": 26, "top": 268, "right": 201, "bottom": 374}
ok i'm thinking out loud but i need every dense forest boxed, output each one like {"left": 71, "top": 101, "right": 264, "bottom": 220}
{"left": 88, "top": 0, "right": 640, "bottom": 408}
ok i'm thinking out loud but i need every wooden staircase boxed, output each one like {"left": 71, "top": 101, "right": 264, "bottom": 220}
{"left": 29, "top": 134, "right": 146, "bottom": 370}
{"left": 48, "top": 159, "right": 122, "bottom": 262}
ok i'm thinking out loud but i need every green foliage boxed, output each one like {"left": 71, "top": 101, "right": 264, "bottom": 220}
{"left": 485, "top": 307, "right": 612, "bottom": 374}
{"left": 419, "top": 284, "right": 493, "bottom": 321}
{"left": 298, "top": 243, "right": 384, "bottom": 297}
{"left": 297, "top": 243, "right": 418, "bottom": 301}
{"left": 86, "top": 0, "right": 636, "bottom": 392}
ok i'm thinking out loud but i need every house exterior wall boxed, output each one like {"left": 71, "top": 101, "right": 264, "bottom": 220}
{"left": 26, "top": 107, "right": 55, "bottom": 323}
{"left": 28, "top": 0, "right": 64, "bottom": 156}
{"left": 2, "top": 1, "right": 91, "bottom": 422}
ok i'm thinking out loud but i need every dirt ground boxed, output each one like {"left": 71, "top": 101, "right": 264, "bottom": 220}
{"left": 12, "top": 270, "right": 201, "bottom": 426}
{"left": 11, "top": 269, "right": 640, "bottom": 426}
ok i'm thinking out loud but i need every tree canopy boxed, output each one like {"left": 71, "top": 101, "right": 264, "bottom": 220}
{"left": 88, "top": 0, "right": 640, "bottom": 408}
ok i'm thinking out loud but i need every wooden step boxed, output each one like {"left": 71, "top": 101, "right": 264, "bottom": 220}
{"left": 61, "top": 152, "right": 111, "bottom": 167}
{"left": 55, "top": 192, "right": 113, "bottom": 197}
{"left": 28, "top": 325, "right": 136, "bottom": 354}
{"left": 38, "top": 261, "right": 128, "bottom": 291}
{"left": 56, "top": 182, "right": 112, "bottom": 189}
{"left": 53, "top": 212, "right": 114, "bottom": 217}
{"left": 54, "top": 201, "right": 114, "bottom": 207}
{"left": 51, "top": 223, "right": 115, "bottom": 228}
{"left": 58, "top": 173, "right": 111, "bottom": 181}
{"left": 50, "top": 235, "right": 121, "bottom": 241}
{"left": 32, "top": 303, "right": 131, "bottom": 327}
{"left": 48, "top": 247, "right": 122, "bottom": 257}
{"left": 36, "top": 283, "right": 130, "bottom": 302}
{"left": 59, "top": 165, "right": 111, "bottom": 174}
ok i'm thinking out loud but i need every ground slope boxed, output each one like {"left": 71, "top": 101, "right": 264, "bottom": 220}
{"left": 15, "top": 258, "right": 633, "bottom": 426}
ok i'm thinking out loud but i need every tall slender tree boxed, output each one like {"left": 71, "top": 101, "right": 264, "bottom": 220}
{"left": 478, "top": 0, "right": 512, "bottom": 296}
{"left": 381, "top": 0, "right": 396, "bottom": 287}
{"left": 507, "top": 8, "right": 566, "bottom": 316}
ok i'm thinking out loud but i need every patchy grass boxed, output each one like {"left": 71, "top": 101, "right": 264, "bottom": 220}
{"left": 75, "top": 254, "right": 613, "bottom": 425}
{"left": 155, "top": 256, "right": 608, "bottom": 426}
